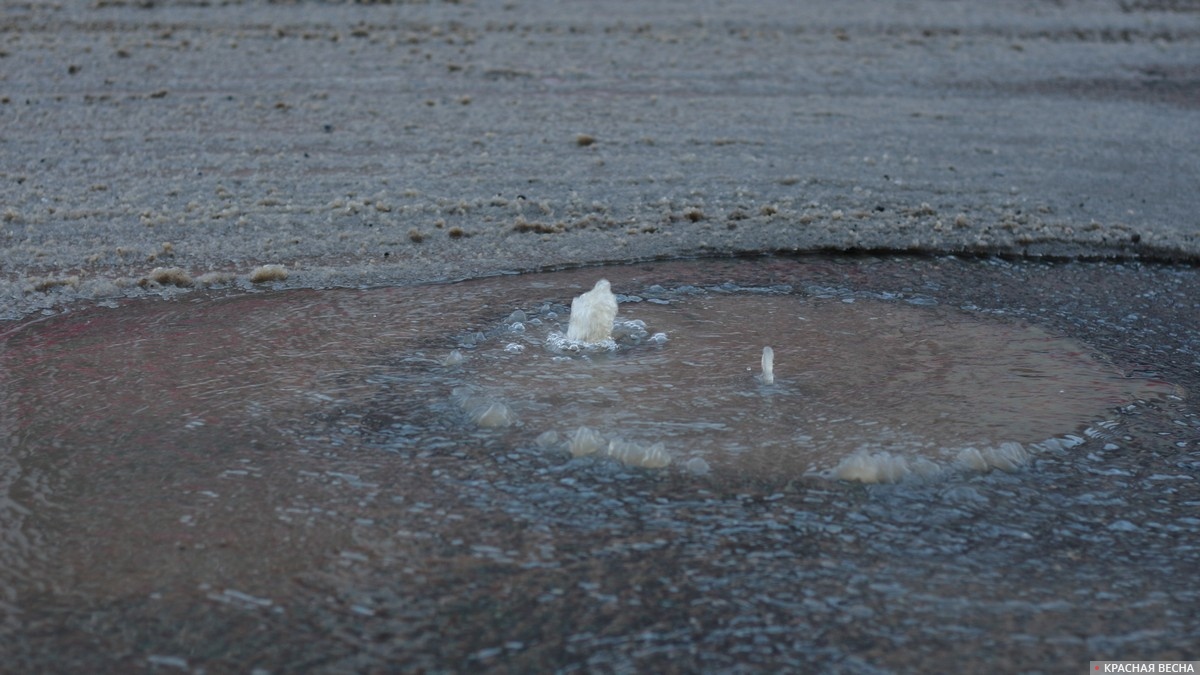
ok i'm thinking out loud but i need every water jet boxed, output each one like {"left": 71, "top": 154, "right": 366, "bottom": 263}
{"left": 760, "top": 346, "right": 775, "bottom": 385}
{"left": 564, "top": 279, "right": 618, "bottom": 345}
{"left": 436, "top": 269, "right": 1172, "bottom": 483}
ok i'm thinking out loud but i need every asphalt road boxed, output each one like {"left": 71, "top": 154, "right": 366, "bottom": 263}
{"left": 1, "top": 0, "right": 1198, "bottom": 320}
{"left": 1, "top": 2, "right": 1199, "bottom": 672}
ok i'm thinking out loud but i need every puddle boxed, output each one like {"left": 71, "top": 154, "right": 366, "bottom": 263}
{"left": 452, "top": 290, "right": 1165, "bottom": 482}
{"left": 0, "top": 256, "right": 1192, "bottom": 671}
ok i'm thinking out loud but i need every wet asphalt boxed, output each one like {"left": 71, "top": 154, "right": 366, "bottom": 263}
{"left": 1, "top": 255, "right": 1198, "bottom": 673}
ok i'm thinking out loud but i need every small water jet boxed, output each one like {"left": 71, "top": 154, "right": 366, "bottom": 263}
{"left": 447, "top": 277, "right": 1172, "bottom": 483}
{"left": 760, "top": 346, "right": 775, "bottom": 385}
{"left": 564, "top": 278, "right": 618, "bottom": 345}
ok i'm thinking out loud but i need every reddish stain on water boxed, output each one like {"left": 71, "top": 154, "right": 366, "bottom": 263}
{"left": 0, "top": 258, "right": 1176, "bottom": 638}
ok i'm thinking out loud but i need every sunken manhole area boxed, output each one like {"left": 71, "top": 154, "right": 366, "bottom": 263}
{"left": 2, "top": 257, "right": 1171, "bottom": 507}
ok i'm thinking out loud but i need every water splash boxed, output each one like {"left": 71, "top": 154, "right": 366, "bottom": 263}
{"left": 565, "top": 279, "right": 618, "bottom": 344}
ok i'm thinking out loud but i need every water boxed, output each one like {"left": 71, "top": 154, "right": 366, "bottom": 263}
{"left": 0, "top": 256, "right": 1195, "bottom": 671}
{"left": 453, "top": 290, "right": 1163, "bottom": 480}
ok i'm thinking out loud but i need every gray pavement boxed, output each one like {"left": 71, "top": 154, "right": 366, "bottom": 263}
{"left": 1, "top": 0, "right": 1198, "bottom": 319}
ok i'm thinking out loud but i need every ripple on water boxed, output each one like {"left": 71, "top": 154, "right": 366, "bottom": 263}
{"left": 448, "top": 290, "right": 1169, "bottom": 481}
{"left": 0, "top": 259, "right": 1179, "bottom": 639}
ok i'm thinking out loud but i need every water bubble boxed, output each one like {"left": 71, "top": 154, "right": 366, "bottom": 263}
{"left": 567, "top": 426, "right": 606, "bottom": 457}
{"left": 545, "top": 331, "right": 616, "bottom": 354}
{"left": 605, "top": 439, "right": 671, "bottom": 469}
{"left": 469, "top": 401, "right": 515, "bottom": 428}
{"left": 451, "top": 387, "right": 515, "bottom": 427}
{"left": 832, "top": 451, "right": 919, "bottom": 483}
{"left": 985, "top": 442, "right": 1029, "bottom": 472}
{"left": 450, "top": 386, "right": 478, "bottom": 406}
{"left": 611, "top": 318, "right": 649, "bottom": 341}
